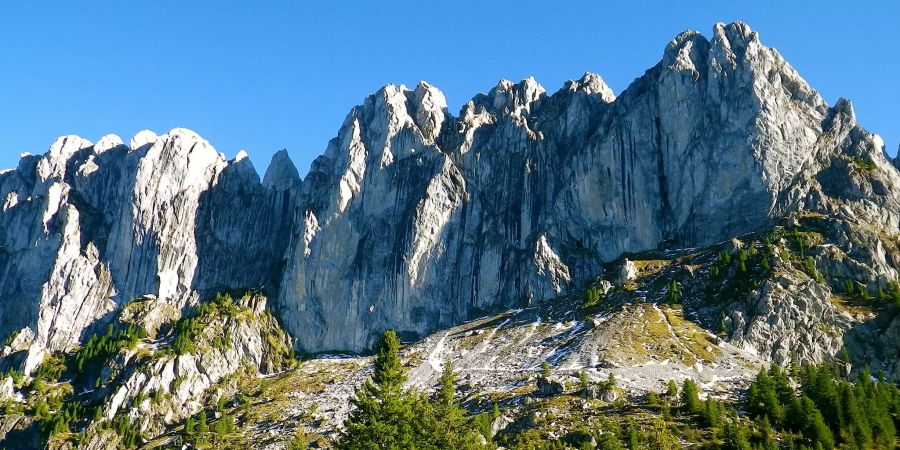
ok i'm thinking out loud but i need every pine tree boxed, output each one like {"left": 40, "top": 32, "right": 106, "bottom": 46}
{"left": 667, "top": 280, "right": 681, "bottom": 303}
{"left": 703, "top": 397, "right": 723, "bottom": 428}
{"left": 666, "top": 379, "right": 678, "bottom": 399}
{"left": 723, "top": 420, "right": 752, "bottom": 450}
{"left": 339, "top": 330, "right": 416, "bottom": 449}
{"left": 438, "top": 360, "right": 456, "bottom": 407}
{"left": 606, "top": 372, "right": 618, "bottom": 391}
{"left": 430, "top": 360, "right": 485, "bottom": 449}
{"left": 597, "top": 430, "right": 625, "bottom": 450}
{"left": 184, "top": 416, "right": 195, "bottom": 435}
{"left": 646, "top": 418, "right": 679, "bottom": 449}
{"left": 681, "top": 379, "right": 702, "bottom": 414}
{"left": 838, "top": 383, "right": 871, "bottom": 448}
{"left": 759, "top": 415, "right": 778, "bottom": 450}
{"left": 338, "top": 330, "right": 488, "bottom": 450}
{"left": 197, "top": 410, "right": 209, "bottom": 434}
{"left": 738, "top": 250, "right": 748, "bottom": 274}
{"left": 747, "top": 368, "right": 785, "bottom": 425}
{"left": 626, "top": 420, "right": 639, "bottom": 450}
{"left": 799, "top": 395, "right": 834, "bottom": 450}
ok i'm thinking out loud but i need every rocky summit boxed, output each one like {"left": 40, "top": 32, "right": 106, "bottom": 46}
{"left": 1, "top": 21, "right": 900, "bottom": 449}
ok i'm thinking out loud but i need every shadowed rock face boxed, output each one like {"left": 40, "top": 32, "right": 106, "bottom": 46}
{"left": 1, "top": 22, "right": 898, "bottom": 363}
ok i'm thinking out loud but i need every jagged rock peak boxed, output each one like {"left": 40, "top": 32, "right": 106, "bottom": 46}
{"left": 149, "top": 128, "right": 224, "bottom": 169}
{"left": 659, "top": 22, "right": 827, "bottom": 115}
{"left": 663, "top": 29, "right": 708, "bottom": 70}
{"left": 130, "top": 129, "right": 158, "bottom": 151}
{"left": 564, "top": 72, "right": 616, "bottom": 103}
{"left": 37, "top": 135, "right": 93, "bottom": 181}
{"left": 263, "top": 149, "right": 301, "bottom": 190}
{"left": 47, "top": 135, "right": 93, "bottom": 160}
{"left": 487, "top": 77, "right": 545, "bottom": 113}
{"left": 711, "top": 21, "right": 759, "bottom": 57}
{"left": 833, "top": 97, "right": 857, "bottom": 123}
{"left": 4, "top": 21, "right": 900, "bottom": 371}
{"left": 663, "top": 21, "right": 760, "bottom": 65}
{"left": 411, "top": 81, "right": 448, "bottom": 143}
{"left": 161, "top": 127, "right": 205, "bottom": 145}
{"left": 94, "top": 134, "right": 125, "bottom": 154}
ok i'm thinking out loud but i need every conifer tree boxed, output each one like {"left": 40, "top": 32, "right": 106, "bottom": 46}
{"left": 541, "top": 361, "right": 552, "bottom": 379}
{"left": 197, "top": 410, "right": 209, "bottom": 434}
{"left": 184, "top": 416, "right": 195, "bottom": 435}
{"left": 580, "top": 369, "right": 589, "bottom": 396}
{"left": 338, "top": 330, "right": 489, "bottom": 450}
{"left": 722, "top": 419, "right": 751, "bottom": 450}
{"left": 681, "top": 379, "right": 702, "bottom": 414}
{"left": 438, "top": 360, "right": 456, "bottom": 408}
{"left": 666, "top": 379, "right": 678, "bottom": 399}
{"left": 339, "top": 330, "right": 417, "bottom": 449}
{"left": 597, "top": 429, "right": 625, "bottom": 450}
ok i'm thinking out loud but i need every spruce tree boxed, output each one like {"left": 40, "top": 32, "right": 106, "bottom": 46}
{"left": 597, "top": 430, "right": 625, "bottom": 450}
{"left": 197, "top": 410, "right": 208, "bottom": 434}
{"left": 429, "top": 360, "right": 485, "bottom": 449}
{"left": 759, "top": 415, "right": 778, "bottom": 450}
{"left": 666, "top": 379, "right": 678, "bottom": 399}
{"left": 703, "top": 397, "right": 722, "bottom": 428}
{"left": 184, "top": 416, "right": 195, "bottom": 435}
{"left": 722, "top": 420, "right": 751, "bottom": 450}
{"left": 438, "top": 360, "right": 456, "bottom": 407}
{"left": 626, "top": 420, "right": 639, "bottom": 450}
{"left": 681, "top": 379, "right": 702, "bottom": 414}
{"left": 799, "top": 395, "right": 834, "bottom": 449}
{"left": 747, "top": 368, "right": 785, "bottom": 425}
{"left": 338, "top": 330, "right": 489, "bottom": 450}
{"left": 339, "top": 330, "right": 416, "bottom": 449}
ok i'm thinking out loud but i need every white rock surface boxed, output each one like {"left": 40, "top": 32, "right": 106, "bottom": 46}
{"left": 0, "top": 128, "right": 298, "bottom": 372}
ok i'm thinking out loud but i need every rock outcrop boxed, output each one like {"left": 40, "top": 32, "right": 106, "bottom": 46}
{"left": 0, "top": 130, "right": 298, "bottom": 372}
{"left": 1, "top": 21, "right": 899, "bottom": 366}
{"left": 103, "top": 294, "right": 292, "bottom": 436}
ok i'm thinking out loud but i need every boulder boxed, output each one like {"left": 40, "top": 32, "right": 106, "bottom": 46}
{"left": 537, "top": 377, "right": 565, "bottom": 397}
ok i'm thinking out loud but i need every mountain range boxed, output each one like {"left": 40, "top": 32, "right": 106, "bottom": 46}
{"left": 1, "top": 22, "right": 899, "bottom": 449}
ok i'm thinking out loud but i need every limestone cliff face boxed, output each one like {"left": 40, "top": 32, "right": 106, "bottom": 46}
{"left": 1, "top": 22, "right": 898, "bottom": 362}
{"left": 0, "top": 130, "right": 298, "bottom": 371}
{"left": 275, "top": 22, "right": 900, "bottom": 352}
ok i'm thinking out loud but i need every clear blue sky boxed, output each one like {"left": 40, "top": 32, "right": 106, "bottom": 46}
{"left": 1, "top": 1, "right": 897, "bottom": 175}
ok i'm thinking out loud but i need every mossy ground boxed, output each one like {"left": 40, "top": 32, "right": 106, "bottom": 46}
{"left": 600, "top": 304, "right": 719, "bottom": 367}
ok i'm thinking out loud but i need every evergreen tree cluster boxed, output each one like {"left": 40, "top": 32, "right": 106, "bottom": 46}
{"left": 843, "top": 280, "right": 900, "bottom": 308}
{"left": 105, "top": 415, "right": 143, "bottom": 448}
{"left": 746, "top": 364, "right": 899, "bottom": 449}
{"left": 173, "top": 292, "right": 241, "bottom": 355}
{"left": 338, "top": 330, "right": 492, "bottom": 449}
{"left": 72, "top": 323, "right": 145, "bottom": 374}
{"left": 179, "top": 396, "right": 240, "bottom": 447}
{"left": 706, "top": 241, "right": 776, "bottom": 305}
{"left": 584, "top": 284, "right": 604, "bottom": 307}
